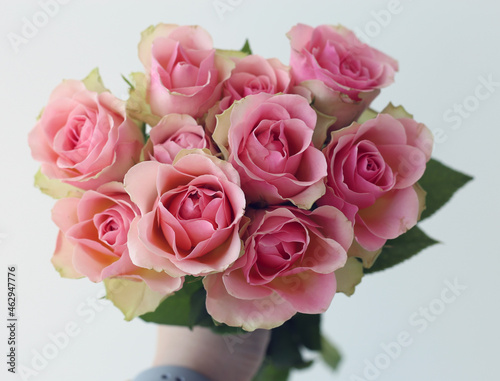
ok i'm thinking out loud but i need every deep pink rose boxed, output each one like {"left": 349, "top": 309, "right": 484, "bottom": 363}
{"left": 139, "top": 24, "right": 234, "bottom": 118}
{"left": 204, "top": 206, "right": 352, "bottom": 330}
{"left": 319, "top": 113, "right": 433, "bottom": 251}
{"left": 288, "top": 24, "right": 398, "bottom": 131}
{"left": 206, "top": 55, "right": 291, "bottom": 133}
{"left": 28, "top": 78, "right": 144, "bottom": 190}
{"left": 51, "top": 182, "right": 182, "bottom": 295}
{"left": 213, "top": 93, "right": 327, "bottom": 209}
{"left": 143, "top": 114, "right": 213, "bottom": 164}
{"left": 124, "top": 150, "right": 246, "bottom": 277}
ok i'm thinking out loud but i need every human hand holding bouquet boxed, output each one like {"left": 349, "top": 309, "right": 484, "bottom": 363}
{"left": 28, "top": 22, "right": 471, "bottom": 380}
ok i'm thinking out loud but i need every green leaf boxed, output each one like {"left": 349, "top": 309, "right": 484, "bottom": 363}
{"left": 241, "top": 39, "right": 252, "bottom": 55}
{"left": 252, "top": 361, "right": 290, "bottom": 381}
{"left": 140, "top": 278, "right": 203, "bottom": 327}
{"left": 188, "top": 285, "right": 209, "bottom": 327}
{"left": 320, "top": 335, "right": 342, "bottom": 371}
{"left": 266, "top": 319, "right": 312, "bottom": 369}
{"left": 419, "top": 158, "right": 473, "bottom": 221}
{"left": 139, "top": 278, "right": 245, "bottom": 334}
{"left": 208, "top": 322, "right": 246, "bottom": 335}
{"left": 364, "top": 226, "right": 438, "bottom": 274}
{"left": 292, "top": 314, "right": 321, "bottom": 351}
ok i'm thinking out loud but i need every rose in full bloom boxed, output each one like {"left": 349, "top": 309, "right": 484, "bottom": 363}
{"left": 28, "top": 70, "right": 144, "bottom": 191}
{"left": 206, "top": 55, "right": 291, "bottom": 133}
{"left": 142, "top": 114, "right": 214, "bottom": 164}
{"left": 204, "top": 206, "right": 353, "bottom": 331}
{"left": 213, "top": 93, "right": 327, "bottom": 209}
{"left": 318, "top": 112, "right": 433, "bottom": 251}
{"left": 51, "top": 182, "right": 182, "bottom": 296}
{"left": 288, "top": 24, "right": 398, "bottom": 133}
{"left": 124, "top": 150, "right": 246, "bottom": 277}
{"left": 138, "top": 24, "right": 234, "bottom": 118}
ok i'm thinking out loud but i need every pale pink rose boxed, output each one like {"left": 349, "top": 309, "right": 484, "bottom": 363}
{"left": 204, "top": 206, "right": 352, "bottom": 331}
{"left": 124, "top": 150, "right": 246, "bottom": 277}
{"left": 51, "top": 182, "right": 182, "bottom": 295}
{"left": 222, "top": 55, "right": 290, "bottom": 106}
{"left": 206, "top": 55, "right": 291, "bottom": 133}
{"left": 143, "top": 114, "right": 214, "bottom": 164}
{"left": 138, "top": 24, "right": 234, "bottom": 118}
{"left": 288, "top": 24, "right": 398, "bottom": 131}
{"left": 212, "top": 93, "right": 327, "bottom": 209}
{"left": 28, "top": 79, "right": 144, "bottom": 190}
{"left": 318, "top": 113, "right": 433, "bottom": 251}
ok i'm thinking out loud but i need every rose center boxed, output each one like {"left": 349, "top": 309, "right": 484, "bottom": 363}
{"left": 96, "top": 215, "right": 122, "bottom": 247}
{"left": 261, "top": 130, "right": 285, "bottom": 155}
{"left": 67, "top": 118, "right": 84, "bottom": 149}
{"left": 179, "top": 189, "right": 203, "bottom": 220}
{"left": 340, "top": 54, "right": 370, "bottom": 80}
{"left": 357, "top": 153, "right": 384, "bottom": 182}
{"left": 248, "top": 221, "right": 307, "bottom": 282}
{"left": 243, "top": 76, "right": 273, "bottom": 96}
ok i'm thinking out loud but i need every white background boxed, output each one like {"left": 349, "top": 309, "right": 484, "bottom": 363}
{"left": 0, "top": 0, "right": 498, "bottom": 380}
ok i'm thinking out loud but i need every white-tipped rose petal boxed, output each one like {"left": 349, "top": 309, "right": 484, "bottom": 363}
{"left": 104, "top": 278, "right": 180, "bottom": 321}
{"left": 204, "top": 274, "right": 296, "bottom": 331}
{"left": 334, "top": 257, "right": 364, "bottom": 296}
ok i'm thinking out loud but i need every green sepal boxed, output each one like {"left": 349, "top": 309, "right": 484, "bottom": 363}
{"left": 252, "top": 361, "right": 290, "bottom": 381}
{"left": 121, "top": 74, "right": 135, "bottom": 90}
{"left": 241, "top": 39, "right": 252, "bottom": 55}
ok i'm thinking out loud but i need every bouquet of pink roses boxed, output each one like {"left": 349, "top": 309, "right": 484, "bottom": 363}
{"left": 28, "top": 23, "right": 471, "bottom": 379}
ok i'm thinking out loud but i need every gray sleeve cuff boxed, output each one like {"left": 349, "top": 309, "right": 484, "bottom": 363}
{"left": 133, "top": 365, "right": 212, "bottom": 381}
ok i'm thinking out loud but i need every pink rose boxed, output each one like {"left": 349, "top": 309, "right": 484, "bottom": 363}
{"left": 288, "top": 24, "right": 398, "bottom": 132}
{"left": 143, "top": 114, "right": 214, "bottom": 164}
{"left": 51, "top": 182, "right": 182, "bottom": 295}
{"left": 206, "top": 55, "right": 291, "bottom": 133}
{"left": 221, "top": 55, "right": 290, "bottom": 106}
{"left": 203, "top": 206, "right": 352, "bottom": 331}
{"left": 124, "top": 150, "right": 246, "bottom": 277}
{"left": 319, "top": 113, "right": 433, "bottom": 251}
{"left": 138, "top": 24, "right": 234, "bottom": 118}
{"left": 28, "top": 72, "right": 144, "bottom": 191}
{"left": 213, "top": 93, "right": 327, "bottom": 209}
